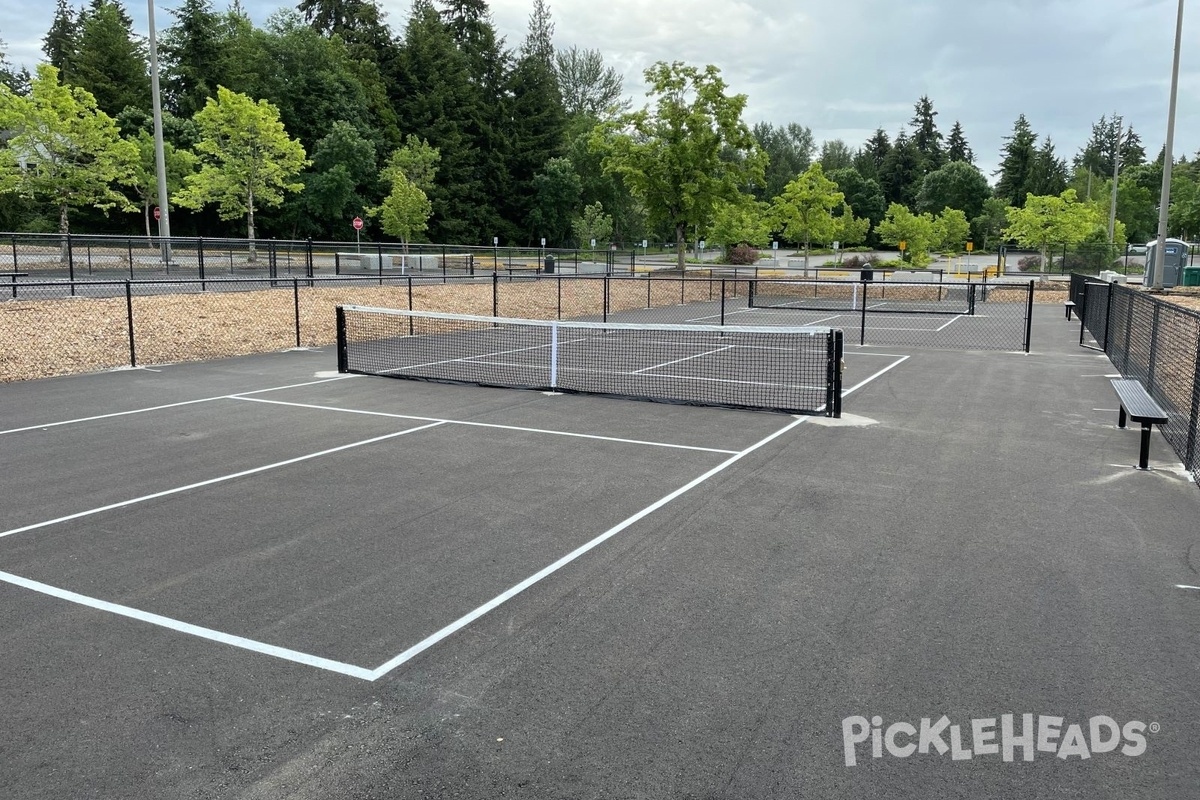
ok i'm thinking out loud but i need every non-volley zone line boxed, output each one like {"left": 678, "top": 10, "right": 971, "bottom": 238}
{"left": 0, "top": 349, "right": 908, "bottom": 681}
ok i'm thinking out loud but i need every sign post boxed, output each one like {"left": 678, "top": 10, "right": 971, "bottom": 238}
{"left": 966, "top": 240, "right": 973, "bottom": 272}
{"left": 898, "top": 240, "right": 907, "bottom": 263}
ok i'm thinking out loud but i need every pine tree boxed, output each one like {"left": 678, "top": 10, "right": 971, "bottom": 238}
{"left": 854, "top": 128, "right": 891, "bottom": 181}
{"left": 71, "top": 0, "right": 150, "bottom": 116}
{"left": 946, "top": 121, "right": 974, "bottom": 164}
{"left": 909, "top": 95, "right": 944, "bottom": 173}
{"left": 878, "top": 130, "right": 921, "bottom": 208}
{"left": 161, "top": 0, "right": 224, "bottom": 118}
{"left": 43, "top": 0, "right": 80, "bottom": 73}
{"left": 995, "top": 114, "right": 1038, "bottom": 207}
{"left": 1029, "top": 137, "right": 1069, "bottom": 197}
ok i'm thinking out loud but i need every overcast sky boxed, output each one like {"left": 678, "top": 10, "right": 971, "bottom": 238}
{"left": 3, "top": 0, "right": 1197, "bottom": 179}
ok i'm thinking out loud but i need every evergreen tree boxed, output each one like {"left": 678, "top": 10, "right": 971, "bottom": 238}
{"left": 1075, "top": 115, "right": 1147, "bottom": 179}
{"left": 70, "top": 0, "right": 149, "bottom": 116}
{"left": 555, "top": 46, "right": 624, "bottom": 119}
{"left": 1029, "top": 137, "right": 1069, "bottom": 197}
{"left": 854, "top": 128, "right": 891, "bottom": 181}
{"left": 43, "top": 0, "right": 80, "bottom": 73}
{"left": 909, "top": 95, "right": 943, "bottom": 172}
{"left": 161, "top": 0, "right": 224, "bottom": 118}
{"left": 878, "top": 130, "right": 921, "bottom": 208}
{"left": 994, "top": 114, "right": 1038, "bottom": 207}
{"left": 394, "top": 0, "right": 487, "bottom": 242}
{"left": 946, "top": 121, "right": 973, "bottom": 164}
{"left": 818, "top": 139, "right": 854, "bottom": 172}
{"left": 752, "top": 122, "right": 814, "bottom": 201}
{"left": 827, "top": 167, "right": 886, "bottom": 241}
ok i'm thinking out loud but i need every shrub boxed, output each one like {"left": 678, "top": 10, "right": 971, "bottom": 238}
{"left": 841, "top": 254, "right": 873, "bottom": 270}
{"left": 1018, "top": 255, "right": 1042, "bottom": 271}
{"left": 726, "top": 244, "right": 758, "bottom": 265}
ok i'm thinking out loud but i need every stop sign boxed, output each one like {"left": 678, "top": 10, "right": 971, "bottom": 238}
{"left": 352, "top": 216, "right": 364, "bottom": 231}
{"left": 153, "top": 206, "right": 161, "bottom": 220}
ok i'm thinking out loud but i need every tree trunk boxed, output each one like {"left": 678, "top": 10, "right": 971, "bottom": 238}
{"left": 144, "top": 200, "right": 152, "bottom": 243}
{"left": 246, "top": 187, "right": 257, "bottom": 263}
{"left": 676, "top": 222, "right": 686, "bottom": 272}
{"left": 58, "top": 204, "right": 70, "bottom": 265}
{"left": 804, "top": 236, "right": 811, "bottom": 277}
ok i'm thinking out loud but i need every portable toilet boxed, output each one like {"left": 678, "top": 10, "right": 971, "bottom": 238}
{"left": 1146, "top": 238, "right": 1189, "bottom": 287}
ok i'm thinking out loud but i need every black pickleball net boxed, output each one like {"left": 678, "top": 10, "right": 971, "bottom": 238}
{"left": 336, "top": 306, "right": 843, "bottom": 416}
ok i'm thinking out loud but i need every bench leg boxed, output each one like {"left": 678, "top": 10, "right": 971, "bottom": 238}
{"left": 1138, "top": 424, "right": 1153, "bottom": 470}
{"left": 1118, "top": 406, "right": 1127, "bottom": 429}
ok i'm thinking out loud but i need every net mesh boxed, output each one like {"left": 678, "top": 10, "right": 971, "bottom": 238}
{"left": 748, "top": 278, "right": 976, "bottom": 316}
{"left": 338, "top": 306, "right": 842, "bottom": 416}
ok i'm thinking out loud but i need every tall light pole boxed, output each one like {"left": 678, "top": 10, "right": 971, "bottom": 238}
{"left": 147, "top": 0, "right": 172, "bottom": 265}
{"left": 1107, "top": 116, "right": 1122, "bottom": 244}
{"left": 1151, "top": 0, "right": 1185, "bottom": 290}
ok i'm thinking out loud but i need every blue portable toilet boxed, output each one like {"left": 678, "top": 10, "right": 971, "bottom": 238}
{"left": 1146, "top": 238, "right": 1188, "bottom": 287}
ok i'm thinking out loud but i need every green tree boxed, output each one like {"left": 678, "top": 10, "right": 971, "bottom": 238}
{"left": 590, "top": 61, "right": 765, "bottom": 270}
{"left": 1028, "top": 137, "right": 1069, "bottom": 197}
{"left": 160, "top": 0, "right": 225, "bottom": 118}
{"left": 555, "top": 46, "right": 625, "bottom": 119}
{"left": 876, "top": 203, "right": 938, "bottom": 266}
{"left": 1003, "top": 189, "right": 1104, "bottom": 268}
{"left": 0, "top": 65, "right": 138, "bottom": 244}
{"left": 818, "top": 139, "right": 854, "bottom": 172}
{"left": 709, "top": 195, "right": 770, "bottom": 250}
{"left": 854, "top": 128, "right": 890, "bottom": 181}
{"left": 528, "top": 157, "right": 582, "bottom": 246}
{"left": 284, "top": 120, "right": 378, "bottom": 238}
{"left": 832, "top": 206, "right": 871, "bottom": 249}
{"left": 175, "top": 86, "right": 307, "bottom": 256}
{"left": 994, "top": 114, "right": 1038, "bottom": 207}
{"left": 128, "top": 128, "right": 197, "bottom": 238}
{"left": 946, "top": 121, "right": 973, "bottom": 164}
{"left": 572, "top": 201, "right": 613, "bottom": 248}
{"left": 752, "top": 121, "right": 815, "bottom": 201}
{"left": 909, "top": 95, "right": 944, "bottom": 173}
{"left": 917, "top": 160, "right": 991, "bottom": 220}
{"left": 828, "top": 167, "right": 886, "bottom": 243}
{"left": 878, "top": 129, "right": 921, "bottom": 208}
{"left": 71, "top": 0, "right": 149, "bottom": 117}
{"left": 970, "top": 197, "right": 1009, "bottom": 251}
{"left": 43, "top": 0, "right": 80, "bottom": 73}
{"left": 372, "top": 173, "right": 432, "bottom": 255}
{"left": 934, "top": 207, "right": 971, "bottom": 251}
{"left": 769, "top": 163, "right": 844, "bottom": 268}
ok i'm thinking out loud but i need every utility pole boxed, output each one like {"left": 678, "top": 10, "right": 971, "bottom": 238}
{"left": 148, "top": 0, "right": 172, "bottom": 265}
{"left": 1152, "top": 0, "right": 1185, "bottom": 290}
{"left": 1107, "top": 116, "right": 1122, "bottom": 244}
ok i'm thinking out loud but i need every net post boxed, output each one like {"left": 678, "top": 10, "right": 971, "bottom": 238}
{"left": 335, "top": 306, "right": 348, "bottom": 373}
{"left": 747, "top": 278, "right": 756, "bottom": 307}
{"left": 720, "top": 280, "right": 726, "bottom": 326}
{"left": 549, "top": 322, "right": 559, "bottom": 390}
{"left": 859, "top": 286, "right": 867, "bottom": 346}
{"left": 1024, "top": 280, "right": 1034, "bottom": 352}
{"left": 408, "top": 276, "right": 414, "bottom": 335}
{"left": 827, "top": 329, "right": 843, "bottom": 418}
{"left": 968, "top": 283, "right": 977, "bottom": 316}
{"left": 293, "top": 278, "right": 301, "bottom": 348}
{"left": 125, "top": 280, "right": 136, "bottom": 367}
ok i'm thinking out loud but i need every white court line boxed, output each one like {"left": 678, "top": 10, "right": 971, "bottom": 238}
{"left": 0, "top": 570, "right": 375, "bottom": 681}
{"left": 387, "top": 334, "right": 595, "bottom": 373}
{"left": 841, "top": 355, "right": 910, "bottom": 396}
{"left": 1177, "top": 585, "right": 1200, "bottom": 591}
{"left": 936, "top": 315, "right": 964, "bottom": 331}
{"left": 0, "top": 422, "right": 446, "bottom": 541}
{"left": 364, "top": 414, "right": 812, "bottom": 681}
{"left": 231, "top": 397, "right": 739, "bottom": 454}
{"left": 0, "top": 375, "right": 356, "bottom": 437}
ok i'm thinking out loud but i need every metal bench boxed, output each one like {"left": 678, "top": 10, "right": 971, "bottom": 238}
{"left": 1111, "top": 378, "right": 1169, "bottom": 470}
{"left": 1064, "top": 300, "right": 1076, "bottom": 320}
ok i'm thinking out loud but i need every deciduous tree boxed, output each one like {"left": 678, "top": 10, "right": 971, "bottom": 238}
{"left": 769, "top": 163, "right": 843, "bottom": 269}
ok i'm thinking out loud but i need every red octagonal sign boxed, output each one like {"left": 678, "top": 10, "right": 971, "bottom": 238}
{"left": 352, "top": 216, "right": 364, "bottom": 231}
{"left": 153, "top": 206, "right": 161, "bottom": 220}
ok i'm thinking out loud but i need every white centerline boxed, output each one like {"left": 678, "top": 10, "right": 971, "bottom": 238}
{"left": 229, "top": 397, "right": 739, "bottom": 454}
{"left": 0, "top": 422, "right": 446, "bottom": 541}
{"left": 631, "top": 345, "right": 736, "bottom": 374}
{"left": 0, "top": 375, "right": 356, "bottom": 437}
{"left": 842, "top": 356, "right": 910, "bottom": 396}
{"left": 0, "top": 570, "right": 375, "bottom": 681}
{"left": 365, "top": 414, "right": 811, "bottom": 681}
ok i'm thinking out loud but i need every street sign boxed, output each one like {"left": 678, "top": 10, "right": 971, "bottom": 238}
{"left": 540, "top": 238, "right": 546, "bottom": 247}
{"left": 772, "top": 241, "right": 779, "bottom": 250}
{"left": 590, "top": 238, "right": 596, "bottom": 248}
{"left": 833, "top": 241, "right": 840, "bottom": 250}
{"left": 966, "top": 241, "right": 974, "bottom": 252}
{"left": 153, "top": 206, "right": 161, "bottom": 220}
{"left": 642, "top": 239, "right": 648, "bottom": 249}
{"left": 493, "top": 236, "right": 498, "bottom": 246}
{"left": 898, "top": 240, "right": 907, "bottom": 252}
{"left": 352, "top": 216, "right": 364, "bottom": 231}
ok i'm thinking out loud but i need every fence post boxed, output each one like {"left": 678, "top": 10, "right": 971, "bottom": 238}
{"left": 1122, "top": 289, "right": 1134, "bottom": 374}
{"left": 407, "top": 276, "right": 414, "bottom": 336}
{"left": 492, "top": 272, "right": 498, "bottom": 317}
{"left": 720, "top": 280, "right": 726, "bottom": 326}
{"left": 646, "top": 276, "right": 651, "bottom": 309}
{"left": 293, "top": 278, "right": 301, "bottom": 348}
{"left": 557, "top": 275, "right": 562, "bottom": 320}
{"left": 9, "top": 235, "right": 15, "bottom": 272}
{"left": 1024, "top": 280, "right": 1034, "bottom": 353}
{"left": 859, "top": 281, "right": 867, "bottom": 346}
{"left": 197, "top": 237, "right": 205, "bottom": 288}
{"left": 1148, "top": 304, "right": 1161, "bottom": 390}
{"left": 1187, "top": 335, "right": 1200, "bottom": 473}
{"left": 127, "top": 237, "right": 134, "bottom": 276}
{"left": 604, "top": 275, "right": 610, "bottom": 323}
{"left": 125, "top": 280, "right": 136, "bottom": 367}
{"left": 67, "top": 234, "right": 75, "bottom": 295}
{"left": 305, "top": 237, "right": 314, "bottom": 283}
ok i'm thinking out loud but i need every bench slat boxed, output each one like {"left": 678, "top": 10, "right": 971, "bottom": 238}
{"left": 1112, "top": 379, "right": 1168, "bottom": 424}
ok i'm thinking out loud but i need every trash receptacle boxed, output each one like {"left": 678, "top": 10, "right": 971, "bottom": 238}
{"left": 860, "top": 267, "right": 874, "bottom": 282}
{"left": 1183, "top": 266, "right": 1200, "bottom": 287}
{"left": 544, "top": 254, "right": 555, "bottom": 274}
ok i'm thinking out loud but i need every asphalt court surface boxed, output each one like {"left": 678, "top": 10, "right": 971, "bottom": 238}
{"left": 3, "top": 306, "right": 1200, "bottom": 799}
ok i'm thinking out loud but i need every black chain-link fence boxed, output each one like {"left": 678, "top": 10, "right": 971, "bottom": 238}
{"left": 1, "top": 273, "right": 1039, "bottom": 384}
{"left": 1077, "top": 278, "right": 1200, "bottom": 482}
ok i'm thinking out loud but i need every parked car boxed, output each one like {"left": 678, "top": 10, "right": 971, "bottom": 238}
{"left": 1127, "top": 243, "right": 1147, "bottom": 256}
